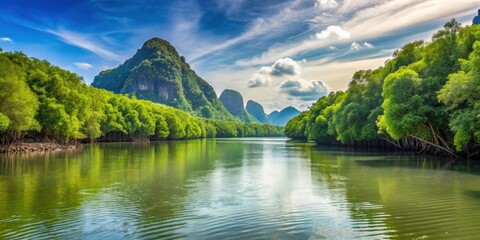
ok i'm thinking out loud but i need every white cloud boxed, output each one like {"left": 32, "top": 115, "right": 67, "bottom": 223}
{"left": 337, "top": 0, "right": 385, "bottom": 14}
{"left": 74, "top": 62, "right": 93, "bottom": 70}
{"left": 351, "top": 42, "right": 375, "bottom": 50}
{"left": 363, "top": 42, "right": 374, "bottom": 48}
{"left": 315, "top": 0, "right": 339, "bottom": 10}
{"left": 247, "top": 58, "right": 301, "bottom": 88}
{"left": 316, "top": 25, "right": 351, "bottom": 40}
{"left": 270, "top": 58, "right": 302, "bottom": 77}
{"left": 46, "top": 29, "right": 119, "bottom": 59}
{"left": 204, "top": 55, "right": 390, "bottom": 112}
{"left": 278, "top": 78, "right": 329, "bottom": 101}
{"left": 328, "top": 46, "right": 337, "bottom": 50}
{"left": 343, "top": 0, "right": 478, "bottom": 41}
{"left": 236, "top": 0, "right": 478, "bottom": 67}
{"left": 248, "top": 72, "right": 271, "bottom": 88}
{"left": 258, "top": 66, "right": 271, "bottom": 74}
{"left": 350, "top": 42, "right": 361, "bottom": 50}
{"left": 0, "top": 37, "right": 13, "bottom": 42}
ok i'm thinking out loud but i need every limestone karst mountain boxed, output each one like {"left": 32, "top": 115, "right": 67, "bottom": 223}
{"left": 246, "top": 100, "right": 269, "bottom": 124}
{"left": 219, "top": 89, "right": 257, "bottom": 123}
{"left": 92, "top": 37, "right": 234, "bottom": 120}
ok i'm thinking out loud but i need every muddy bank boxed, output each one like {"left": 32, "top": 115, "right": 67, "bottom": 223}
{"left": 0, "top": 142, "right": 83, "bottom": 153}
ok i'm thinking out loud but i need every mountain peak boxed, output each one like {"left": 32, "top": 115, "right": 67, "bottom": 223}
{"left": 219, "top": 89, "right": 244, "bottom": 116}
{"left": 246, "top": 100, "right": 268, "bottom": 124}
{"left": 92, "top": 38, "right": 234, "bottom": 120}
{"left": 219, "top": 90, "right": 256, "bottom": 122}
{"left": 143, "top": 38, "right": 175, "bottom": 50}
{"left": 268, "top": 106, "right": 300, "bottom": 126}
{"left": 140, "top": 37, "right": 180, "bottom": 59}
{"left": 281, "top": 106, "right": 300, "bottom": 114}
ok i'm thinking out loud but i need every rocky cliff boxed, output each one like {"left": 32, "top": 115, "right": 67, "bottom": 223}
{"left": 246, "top": 100, "right": 269, "bottom": 124}
{"left": 219, "top": 89, "right": 256, "bottom": 123}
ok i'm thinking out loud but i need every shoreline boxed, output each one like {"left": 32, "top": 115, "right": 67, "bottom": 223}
{"left": 0, "top": 142, "right": 83, "bottom": 154}
{"left": 0, "top": 137, "right": 280, "bottom": 154}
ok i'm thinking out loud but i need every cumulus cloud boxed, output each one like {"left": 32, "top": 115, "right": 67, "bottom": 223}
{"left": 248, "top": 58, "right": 301, "bottom": 88}
{"left": 350, "top": 42, "right": 361, "bottom": 50}
{"left": 270, "top": 58, "right": 302, "bottom": 77}
{"left": 278, "top": 78, "right": 329, "bottom": 101}
{"left": 74, "top": 62, "right": 93, "bottom": 70}
{"left": 315, "top": 0, "right": 339, "bottom": 10}
{"left": 248, "top": 72, "right": 271, "bottom": 88}
{"left": 0, "top": 37, "right": 13, "bottom": 42}
{"left": 328, "top": 45, "right": 337, "bottom": 50}
{"left": 315, "top": 25, "right": 351, "bottom": 40}
{"left": 351, "top": 41, "right": 375, "bottom": 50}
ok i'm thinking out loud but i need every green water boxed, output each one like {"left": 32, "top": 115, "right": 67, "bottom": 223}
{"left": 1, "top": 138, "right": 480, "bottom": 239}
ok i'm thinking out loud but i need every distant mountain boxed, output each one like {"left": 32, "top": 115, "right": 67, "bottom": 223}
{"left": 268, "top": 111, "right": 280, "bottom": 122}
{"left": 219, "top": 89, "right": 257, "bottom": 123}
{"left": 246, "top": 100, "right": 269, "bottom": 124}
{"left": 268, "top": 106, "right": 300, "bottom": 126}
{"left": 91, "top": 37, "right": 234, "bottom": 120}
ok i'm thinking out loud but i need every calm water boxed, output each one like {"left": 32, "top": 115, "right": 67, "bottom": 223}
{"left": 1, "top": 138, "right": 480, "bottom": 239}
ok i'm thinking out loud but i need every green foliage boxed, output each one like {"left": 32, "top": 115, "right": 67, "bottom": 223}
{"left": 284, "top": 112, "right": 308, "bottom": 139}
{"left": 207, "top": 119, "right": 283, "bottom": 138}
{"left": 0, "top": 54, "right": 39, "bottom": 141}
{"left": 0, "top": 113, "right": 9, "bottom": 131}
{"left": 438, "top": 41, "right": 480, "bottom": 151}
{"left": 204, "top": 123, "right": 217, "bottom": 138}
{"left": 377, "top": 68, "right": 424, "bottom": 140}
{"left": 0, "top": 51, "right": 282, "bottom": 144}
{"left": 286, "top": 21, "right": 480, "bottom": 156}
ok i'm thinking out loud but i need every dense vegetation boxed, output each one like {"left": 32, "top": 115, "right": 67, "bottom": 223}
{"left": 92, "top": 38, "right": 235, "bottom": 120}
{"left": 0, "top": 50, "right": 283, "bottom": 146}
{"left": 286, "top": 20, "right": 480, "bottom": 158}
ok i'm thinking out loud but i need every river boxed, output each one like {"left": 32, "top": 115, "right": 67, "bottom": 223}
{"left": 1, "top": 138, "right": 479, "bottom": 239}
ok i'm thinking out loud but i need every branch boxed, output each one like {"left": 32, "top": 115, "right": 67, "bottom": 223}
{"left": 426, "top": 121, "right": 454, "bottom": 153}
{"left": 382, "top": 137, "right": 401, "bottom": 148}
{"left": 407, "top": 134, "right": 459, "bottom": 158}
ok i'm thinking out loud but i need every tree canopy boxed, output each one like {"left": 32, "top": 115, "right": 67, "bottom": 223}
{"left": 286, "top": 20, "right": 480, "bottom": 157}
{"left": 0, "top": 51, "right": 284, "bottom": 145}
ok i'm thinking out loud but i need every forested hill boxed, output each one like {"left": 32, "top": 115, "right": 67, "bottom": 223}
{"left": 285, "top": 20, "right": 480, "bottom": 158}
{"left": 92, "top": 38, "right": 235, "bottom": 120}
{"left": 0, "top": 50, "right": 283, "bottom": 146}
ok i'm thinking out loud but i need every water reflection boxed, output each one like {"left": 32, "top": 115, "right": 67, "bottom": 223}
{"left": 1, "top": 139, "right": 480, "bottom": 239}
{"left": 307, "top": 148, "right": 480, "bottom": 239}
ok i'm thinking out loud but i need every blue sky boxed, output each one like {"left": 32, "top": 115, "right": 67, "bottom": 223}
{"left": 0, "top": 0, "right": 478, "bottom": 111}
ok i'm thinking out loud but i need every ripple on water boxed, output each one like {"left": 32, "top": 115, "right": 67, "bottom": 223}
{"left": 3, "top": 140, "right": 480, "bottom": 240}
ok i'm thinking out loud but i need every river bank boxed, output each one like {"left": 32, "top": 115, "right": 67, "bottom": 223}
{"left": 0, "top": 142, "right": 83, "bottom": 153}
